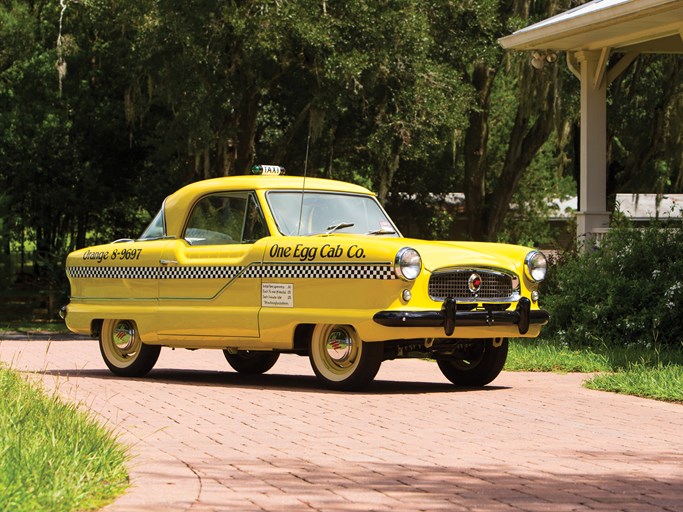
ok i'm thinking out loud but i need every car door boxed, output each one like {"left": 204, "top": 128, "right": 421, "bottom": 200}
{"left": 156, "top": 191, "right": 268, "bottom": 342}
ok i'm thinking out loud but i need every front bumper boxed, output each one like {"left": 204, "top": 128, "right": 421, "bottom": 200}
{"left": 373, "top": 297, "right": 549, "bottom": 336}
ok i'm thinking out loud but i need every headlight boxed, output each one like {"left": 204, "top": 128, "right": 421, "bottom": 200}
{"left": 394, "top": 247, "right": 421, "bottom": 281}
{"left": 524, "top": 250, "right": 547, "bottom": 282}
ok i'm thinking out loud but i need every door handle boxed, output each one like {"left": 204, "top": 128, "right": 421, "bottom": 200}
{"left": 159, "top": 259, "right": 179, "bottom": 266}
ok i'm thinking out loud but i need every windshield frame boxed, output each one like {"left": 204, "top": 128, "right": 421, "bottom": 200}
{"left": 265, "top": 190, "right": 401, "bottom": 237}
{"left": 138, "top": 201, "right": 169, "bottom": 240}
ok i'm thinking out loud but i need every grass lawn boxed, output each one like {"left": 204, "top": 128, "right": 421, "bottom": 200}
{"left": 0, "top": 320, "right": 69, "bottom": 334}
{"left": 508, "top": 338, "right": 683, "bottom": 404}
{"left": 0, "top": 365, "right": 129, "bottom": 512}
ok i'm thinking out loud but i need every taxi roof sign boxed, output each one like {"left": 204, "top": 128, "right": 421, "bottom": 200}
{"left": 252, "top": 165, "right": 285, "bottom": 176}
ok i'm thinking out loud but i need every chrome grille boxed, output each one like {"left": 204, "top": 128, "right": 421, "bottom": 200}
{"left": 428, "top": 269, "right": 516, "bottom": 301}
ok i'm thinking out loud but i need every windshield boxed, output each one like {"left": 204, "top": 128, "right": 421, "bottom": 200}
{"left": 266, "top": 191, "right": 400, "bottom": 237}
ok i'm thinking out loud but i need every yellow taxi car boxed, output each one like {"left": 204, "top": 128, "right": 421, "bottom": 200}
{"left": 63, "top": 165, "right": 549, "bottom": 390}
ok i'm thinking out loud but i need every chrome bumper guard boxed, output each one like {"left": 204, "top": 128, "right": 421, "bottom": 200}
{"left": 372, "top": 297, "right": 549, "bottom": 336}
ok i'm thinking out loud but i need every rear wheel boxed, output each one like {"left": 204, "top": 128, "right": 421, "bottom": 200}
{"left": 309, "top": 324, "right": 382, "bottom": 391}
{"left": 99, "top": 319, "right": 160, "bottom": 377}
{"left": 223, "top": 350, "right": 280, "bottom": 374}
{"left": 437, "top": 338, "right": 508, "bottom": 386}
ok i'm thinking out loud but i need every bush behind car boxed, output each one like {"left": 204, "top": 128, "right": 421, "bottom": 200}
{"left": 542, "top": 216, "right": 683, "bottom": 350}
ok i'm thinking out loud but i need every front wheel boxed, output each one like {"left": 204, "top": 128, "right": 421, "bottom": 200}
{"left": 437, "top": 338, "right": 508, "bottom": 387}
{"left": 309, "top": 324, "right": 383, "bottom": 391}
{"left": 223, "top": 350, "right": 280, "bottom": 374}
{"left": 99, "top": 319, "right": 161, "bottom": 377}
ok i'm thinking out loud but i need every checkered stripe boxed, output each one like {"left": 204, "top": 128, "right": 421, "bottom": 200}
{"left": 67, "top": 263, "right": 396, "bottom": 280}
{"left": 67, "top": 266, "right": 158, "bottom": 279}
{"left": 254, "top": 264, "right": 396, "bottom": 280}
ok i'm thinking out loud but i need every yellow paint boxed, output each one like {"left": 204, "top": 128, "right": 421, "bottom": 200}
{"left": 64, "top": 175, "right": 547, "bottom": 348}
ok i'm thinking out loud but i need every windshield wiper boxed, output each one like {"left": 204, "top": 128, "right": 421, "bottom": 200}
{"left": 366, "top": 228, "right": 397, "bottom": 235}
{"left": 325, "top": 222, "right": 355, "bottom": 234}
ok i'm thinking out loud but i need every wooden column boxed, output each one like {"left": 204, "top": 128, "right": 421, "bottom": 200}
{"left": 575, "top": 50, "right": 610, "bottom": 243}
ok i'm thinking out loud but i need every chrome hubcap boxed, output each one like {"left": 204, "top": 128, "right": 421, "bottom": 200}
{"left": 112, "top": 321, "right": 136, "bottom": 353}
{"left": 325, "top": 327, "right": 354, "bottom": 366}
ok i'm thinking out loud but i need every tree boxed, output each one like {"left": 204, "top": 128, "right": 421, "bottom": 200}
{"left": 384, "top": 0, "right": 578, "bottom": 242}
{"left": 1, "top": 0, "right": 155, "bottom": 282}
{"left": 1, "top": 0, "right": 83, "bottom": 280}
{"left": 607, "top": 54, "right": 683, "bottom": 198}
{"left": 456, "top": 0, "right": 579, "bottom": 242}
{"left": 1, "top": 0, "right": 682, "bottom": 294}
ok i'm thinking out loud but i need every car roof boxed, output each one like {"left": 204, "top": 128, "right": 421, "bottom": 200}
{"left": 163, "top": 175, "right": 376, "bottom": 238}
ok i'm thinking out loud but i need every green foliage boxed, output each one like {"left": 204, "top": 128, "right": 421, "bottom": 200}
{"left": 506, "top": 339, "right": 611, "bottom": 373}
{"left": 608, "top": 55, "right": 683, "bottom": 194}
{"left": 542, "top": 219, "right": 683, "bottom": 349}
{"left": 0, "top": 365, "right": 128, "bottom": 511}
{"left": 507, "top": 339, "right": 683, "bottom": 402}
{"left": 498, "top": 132, "right": 576, "bottom": 246}
{"left": 1, "top": 0, "right": 682, "bottom": 297}
{"left": 1, "top": 0, "right": 153, "bottom": 289}
{"left": 585, "top": 363, "right": 683, "bottom": 403}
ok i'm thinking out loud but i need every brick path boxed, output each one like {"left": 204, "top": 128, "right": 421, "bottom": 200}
{"left": 1, "top": 337, "right": 681, "bottom": 512}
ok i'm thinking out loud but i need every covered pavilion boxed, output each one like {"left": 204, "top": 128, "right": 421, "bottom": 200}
{"left": 499, "top": 0, "right": 683, "bottom": 241}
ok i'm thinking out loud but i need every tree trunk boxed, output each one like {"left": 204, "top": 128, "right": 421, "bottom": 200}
{"left": 272, "top": 103, "right": 311, "bottom": 165}
{"left": 463, "top": 63, "right": 497, "bottom": 240}
{"left": 486, "top": 96, "right": 554, "bottom": 239}
{"left": 233, "top": 85, "right": 262, "bottom": 175}
{"left": 377, "top": 150, "right": 401, "bottom": 205}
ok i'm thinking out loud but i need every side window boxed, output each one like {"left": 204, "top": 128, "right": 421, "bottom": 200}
{"left": 139, "top": 207, "right": 165, "bottom": 240}
{"left": 185, "top": 192, "right": 268, "bottom": 245}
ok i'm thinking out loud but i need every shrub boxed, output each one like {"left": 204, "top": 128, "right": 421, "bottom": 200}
{"left": 542, "top": 218, "right": 683, "bottom": 350}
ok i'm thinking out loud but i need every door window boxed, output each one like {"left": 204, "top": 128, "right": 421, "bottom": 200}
{"left": 185, "top": 192, "right": 268, "bottom": 245}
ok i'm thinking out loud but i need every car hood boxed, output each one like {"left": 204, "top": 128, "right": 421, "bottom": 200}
{"left": 381, "top": 237, "right": 530, "bottom": 275}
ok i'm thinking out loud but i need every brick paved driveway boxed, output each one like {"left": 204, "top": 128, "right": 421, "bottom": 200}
{"left": 1, "top": 337, "right": 681, "bottom": 512}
